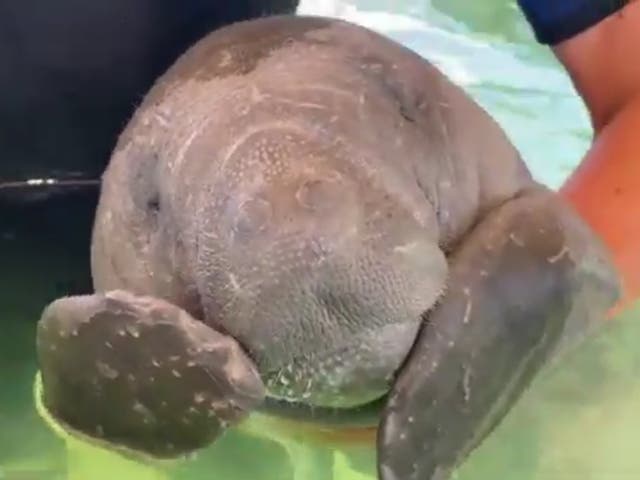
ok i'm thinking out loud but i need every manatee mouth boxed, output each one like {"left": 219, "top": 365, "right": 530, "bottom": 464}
{"left": 261, "top": 392, "right": 388, "bottom": 428}
{"left": 213, "top": 231, "right": 446, "bottom": 416}
{"left": 261, "top": 320, "right": 422, "bottom": 412}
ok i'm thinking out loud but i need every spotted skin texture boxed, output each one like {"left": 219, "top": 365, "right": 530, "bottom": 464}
{"left": 35, "top": 15, "right": 619, "bottom": 479}
{"left": 37, "top": 290, "right": 264, "bottom": 458}
{"left": 377, "top": 190, "right": 618, "bottom": 479}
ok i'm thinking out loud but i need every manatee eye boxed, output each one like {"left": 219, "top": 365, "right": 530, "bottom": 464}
{"left": 295, "top": 171, "right": 344, "bottom": 213}
{"left": 232, "top": 197, "right": 272, "bottom": 242}
{"left": 147, "top": 194, "right": 161, "bottom": 213}
{"left": 128, "top": 148, "right": 162, "bottom": 221}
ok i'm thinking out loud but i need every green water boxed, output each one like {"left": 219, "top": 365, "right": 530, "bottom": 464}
{"left": 2, "top": 1, "right": 639, "bottom": 479}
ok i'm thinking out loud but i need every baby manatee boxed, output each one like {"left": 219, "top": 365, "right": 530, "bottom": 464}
{"left": 36, "top": 14, "right": 619, "bottom": 480}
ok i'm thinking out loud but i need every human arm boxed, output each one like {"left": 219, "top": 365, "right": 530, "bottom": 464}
{"left": 518, "top": 0, "right": 640, "bottom": 314}
{"left": 519, "top": 0, "right": 639, "bottom": 132}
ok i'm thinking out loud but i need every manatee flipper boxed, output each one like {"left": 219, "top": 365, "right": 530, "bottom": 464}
{"left": 378, "top": 188, "right": 620, "bottom": 480}
{"left": 36, "top": 290, "right": 265, "bottom": 459}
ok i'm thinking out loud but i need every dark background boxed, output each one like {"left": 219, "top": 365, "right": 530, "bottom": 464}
{"left": 0, "top": 2, "right": 301, "bottom": 475}
{"left": 0, "top": 0, "right": 299, "bottom": 201}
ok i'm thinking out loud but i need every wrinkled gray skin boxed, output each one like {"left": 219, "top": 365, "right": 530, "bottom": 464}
{"left": 36, "top": 15, "right": 620, "bottom": 480}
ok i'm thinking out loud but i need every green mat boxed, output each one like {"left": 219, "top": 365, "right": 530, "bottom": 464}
{"left": 20, "top": 302, "right": 640, "bottom": 480}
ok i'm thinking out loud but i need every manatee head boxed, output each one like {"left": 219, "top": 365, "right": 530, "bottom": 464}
{"left": 187, "top": 126, "right": 448, "bottom": 409}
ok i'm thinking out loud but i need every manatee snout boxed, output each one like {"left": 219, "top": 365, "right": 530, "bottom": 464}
{"left": 221, "top": 167, "right": 359, "bottom": 247}
{"left": 204, "top": 171, "right": 449, "bottom": 410}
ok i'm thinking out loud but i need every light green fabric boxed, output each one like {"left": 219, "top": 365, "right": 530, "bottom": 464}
{"left": 33, "top": 372, "right": 171, "bottom": 480}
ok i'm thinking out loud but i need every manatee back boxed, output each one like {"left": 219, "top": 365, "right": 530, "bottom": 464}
{"left": 142, "top": 13, "right": 532, "bottom": 243}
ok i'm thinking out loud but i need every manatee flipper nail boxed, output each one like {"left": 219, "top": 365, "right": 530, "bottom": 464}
{"left": 36, "top": 290, "right": 265, "bottom": 458}
{"left": 377, "top": 188, "right": 620, "bottom": 480}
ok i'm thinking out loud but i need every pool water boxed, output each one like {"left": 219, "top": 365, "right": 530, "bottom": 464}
{"left": 2, "top": 1, "right": 639, "bottom": 479}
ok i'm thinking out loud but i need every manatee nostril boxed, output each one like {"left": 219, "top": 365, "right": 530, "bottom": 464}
{"left": 295, "top": 172, "right": 344, "bottom": 212}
